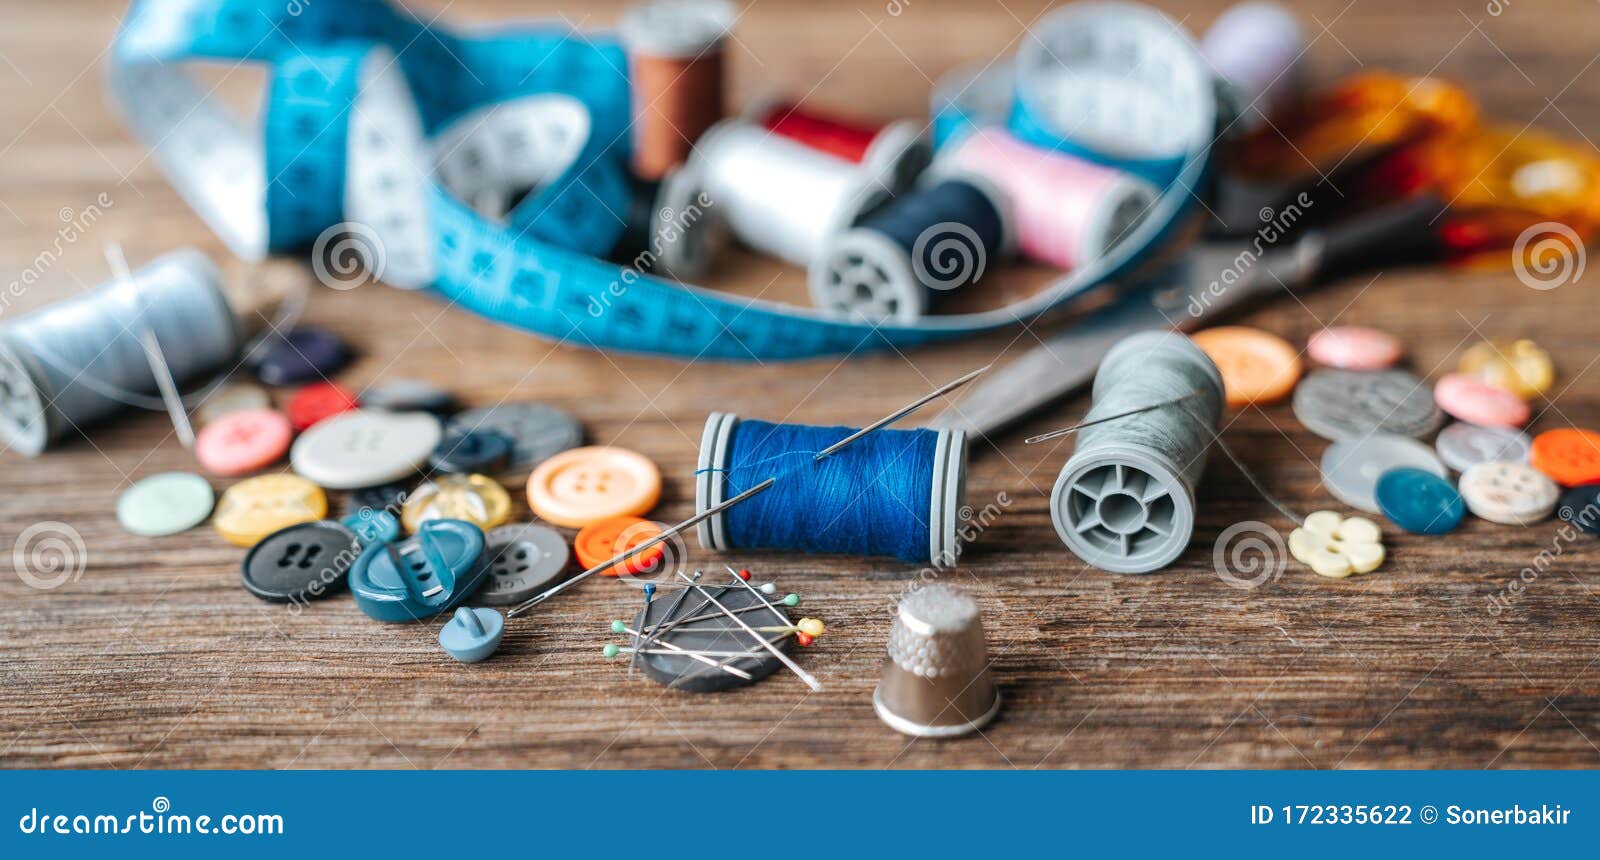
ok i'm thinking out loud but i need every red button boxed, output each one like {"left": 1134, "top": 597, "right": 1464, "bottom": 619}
{"left": 286, "top": 382, "right": 359, "bottom": 431}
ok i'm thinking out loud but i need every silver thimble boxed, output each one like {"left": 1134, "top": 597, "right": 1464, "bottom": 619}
{"left": 874, "top": 583, "right": 1000, "bottom": 738}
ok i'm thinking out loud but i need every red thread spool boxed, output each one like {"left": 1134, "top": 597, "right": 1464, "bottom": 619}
{"left": 752, "top": 100, "right": 932, "bottom": 191}
{"left": 758, "top": 102, "right": 879, "bottom": 163}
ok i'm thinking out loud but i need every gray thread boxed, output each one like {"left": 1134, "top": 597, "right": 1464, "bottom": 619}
{"left": 1050, "top": 332, "right": 1222, "bottom": 572}
{"left": 1050, "top": 331, "right": 1303, "bottom": 573}
{"left": 0, "top": 252, "right": 253, "bottom": 454}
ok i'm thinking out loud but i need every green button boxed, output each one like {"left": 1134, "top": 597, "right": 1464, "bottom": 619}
{"left": 117, "top": 472, "right": 215, "bottom": 537}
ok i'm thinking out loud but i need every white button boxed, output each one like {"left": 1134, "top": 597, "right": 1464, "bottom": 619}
{"left": 290, "top": 409, "right": 441, "bottom": 490}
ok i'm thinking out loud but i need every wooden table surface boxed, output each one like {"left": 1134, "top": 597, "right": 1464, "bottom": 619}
{"left": 4, "top": 0, "right": 1600, "bottom": 770}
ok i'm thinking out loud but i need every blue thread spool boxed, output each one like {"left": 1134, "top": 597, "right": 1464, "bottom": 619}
{"left": 809, "top": 174, "right": 1012, "bottom": 323}
{"left": 696, "top": 413, "right": 968, "bottom": 565}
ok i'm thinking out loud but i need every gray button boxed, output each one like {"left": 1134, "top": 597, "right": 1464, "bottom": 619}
{"left": 362, "top": 378, "right": 457, "bottom": 415}
{"left": 1293, "top": 369, "right": 1442, "bottom": 441}
{"left": 1321, "top": 433, "right": 1447, "bottom": 514}
{"left": 475, "top": 523, "right": 571, "bottom": 605}
{"left": 448, "top": 402, "right": 582, "bottom": 470}
{"left": 1434, "top": 422, "right": 1531, "bottom": 473}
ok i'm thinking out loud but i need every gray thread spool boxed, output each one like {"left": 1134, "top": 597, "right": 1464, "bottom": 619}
{"left": 1049, "top": 330, "right": 1224, "bottom": 573}
{"left": 0, "top": 249, "right": 241, "bottom": 456}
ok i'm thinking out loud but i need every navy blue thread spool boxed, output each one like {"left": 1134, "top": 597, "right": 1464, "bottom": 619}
{"left": 809, "top": 173, "right": 1012, "bottom": 323}
{"left": 696, "top": 413, "right": 968, "bottom": 566}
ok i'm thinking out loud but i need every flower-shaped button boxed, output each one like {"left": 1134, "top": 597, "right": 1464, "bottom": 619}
{"left": 1288, "top": 510, "right": 1385, "bottom": 579}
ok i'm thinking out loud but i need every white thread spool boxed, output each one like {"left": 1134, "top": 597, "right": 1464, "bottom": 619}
{"left": 692, "top": 120, "right": 891, "bottom": 267}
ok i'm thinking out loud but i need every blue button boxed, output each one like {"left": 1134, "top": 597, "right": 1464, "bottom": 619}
{"left": 439, "top": 606, "right": 504, "bottom": 663}
{"left": 349, "top": 519, "right": 490, "bottom": 622}
{"left": 1376, "top": 467, "right": 1465, "bottom": 535}
{"left": 428, "top": 428, "right": 513, "bottom": 475}
{"left": 343, "top": 508, "right": 401, "bottom": 547}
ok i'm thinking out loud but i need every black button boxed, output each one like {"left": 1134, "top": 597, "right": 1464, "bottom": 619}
{"left": 241, "top": 520, "right": 362, "bottom": 603}
{"left": 1558, "top": 484, "right": 1600, "bottom": 535}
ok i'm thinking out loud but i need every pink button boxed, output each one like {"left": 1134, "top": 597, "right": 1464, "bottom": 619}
{"left": 196, "top": 408, "right": 293, "bottom": 476}
{"left": 1307, "top": 326, "right": 1402, "bottom": 370}
{"left": 1434, "top": 373, "right": 1530, "bottom": 428}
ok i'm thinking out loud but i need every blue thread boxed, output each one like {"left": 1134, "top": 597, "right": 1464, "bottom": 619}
{"left": 720, "top": 420, "right": 936, "bottom": 564}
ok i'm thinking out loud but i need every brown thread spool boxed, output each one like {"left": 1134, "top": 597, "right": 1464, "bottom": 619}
{"left": 620, "top": 0, "right": 734, "bottom": 181}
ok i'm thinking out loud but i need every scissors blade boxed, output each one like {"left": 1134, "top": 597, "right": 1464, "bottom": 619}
{"left": 929, "top": 239, "right": 1315, "bottom": 441}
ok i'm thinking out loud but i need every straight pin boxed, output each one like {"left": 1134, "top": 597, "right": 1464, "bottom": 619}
{"left": 663, "top": 619, "right": 824, "bottom": 637}
{"left": 638, "top": 595, "right": 800, "bottom": 632}
{"left": 676, "top": 571, "right": 821, "bottom": 691}
{"left": 724, "top": 564, "right": 790, "bottom": 625}
{"left": 666, "top": 630, "right": 793, "bottom": 691}
{"left": 662, "top": 569, "right": 819, "bottom": 689}
{"left": 607, "top": 620, "right": 753, "bottom": 680}
{"left": 634, "top": 570, "right": 702, "bottom": 657}
{"left": 628, "top": 583, "right": 656, "bottom": 677}
{"left": 606, "top": 645, "right": 787, "bottom": 659}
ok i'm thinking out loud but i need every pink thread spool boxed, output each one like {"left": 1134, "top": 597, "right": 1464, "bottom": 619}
{"left": 939, "top": 127, "right": 1158, "bottom": 271}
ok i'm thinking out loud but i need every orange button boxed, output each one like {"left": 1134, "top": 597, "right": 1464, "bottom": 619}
{"left": 1530, "top": 428, "right": 1600, "bottom": 486}
{"left": 526, "top": 446, "right": 661, "bottom": 528}
{"left": 1190, "top": 327, "right": 1303, "bottom": 407}
{"left": 574, "top": 516, "right": 665, "bottom": 577}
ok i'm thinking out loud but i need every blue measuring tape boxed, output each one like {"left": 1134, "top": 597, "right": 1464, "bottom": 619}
{"left": 110, "top": 0, "right": 1214, "bottom": 361}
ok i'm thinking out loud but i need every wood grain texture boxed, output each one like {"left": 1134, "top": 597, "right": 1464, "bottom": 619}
{"left": 4, "top": 0, "right": 1600, "bottom": 770}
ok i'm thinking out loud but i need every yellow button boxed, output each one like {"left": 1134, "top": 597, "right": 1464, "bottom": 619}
{"left": 1459, "top": 339, "right": 1554, "bottom": 398}
{"left": 401, "top": 474, "right": 512, "bottom": 534}
{"left": 213, "top": 474, "right": 327, "bottom": 548}
{"left": 526, "top": 446, "right": 661, "bottom": 528}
